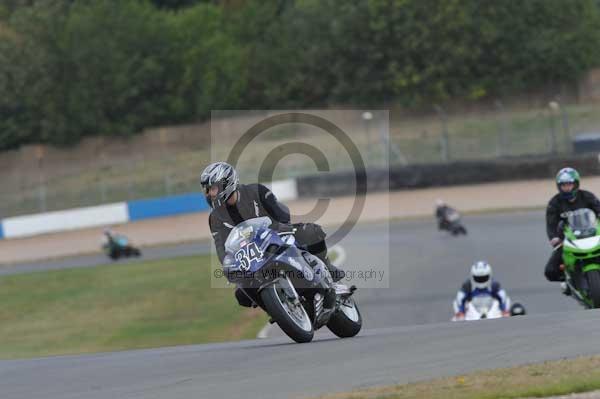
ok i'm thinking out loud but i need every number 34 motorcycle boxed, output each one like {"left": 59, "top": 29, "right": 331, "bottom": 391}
{"left": 222, "top": 217, "right": 362, "bottom": 343}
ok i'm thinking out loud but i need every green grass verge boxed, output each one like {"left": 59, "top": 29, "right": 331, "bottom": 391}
{"left": 316, "top": 356, "right": 600, "bottom": 399}
{"left": 0, "top": 255, "right": 267, "bottom": 359}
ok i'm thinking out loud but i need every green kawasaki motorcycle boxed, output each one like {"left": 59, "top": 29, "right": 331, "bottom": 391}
{"left": 561, "top": 208, "right": 600, "bottom": 308}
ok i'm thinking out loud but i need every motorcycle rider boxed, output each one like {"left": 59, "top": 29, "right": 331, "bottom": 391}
{"left": 201, "top": 161, "right": 346, "bottom": 307}
{"left": 545, "top": 167, "right": 600, "bottom": 294}
{"left": 453, "top": 261, "right": 511, "bottom": 320}
{"left": 101, "top": 228, "right": 116, "bottom": 248}
{"left": 435, "top": 199, "right": 456, "bottom": 230}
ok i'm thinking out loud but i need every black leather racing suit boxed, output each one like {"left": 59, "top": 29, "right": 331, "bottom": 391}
{"left": 435, "top": 205, "right": 455, "bottom": 230}
{"left": 209, "top": 183, "right": 335, "bottom": 306}
{"left": 544, "top": 190, "right": 600, "bottom": 281}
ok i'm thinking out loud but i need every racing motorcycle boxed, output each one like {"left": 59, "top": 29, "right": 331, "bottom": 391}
{"left": 103, "top": 234, "right": 142, "bottom": 260}
{"left": 559, "top": 208, "right": 600, "bottom": 309}
{"left": 438, "top": 208, "right": 467, "bottom": 236}
{"left": 451, "top": 297, "right": 526, "bottom": 321}
{"left": 222, "top": 216, "right": 362, "bottom": 343}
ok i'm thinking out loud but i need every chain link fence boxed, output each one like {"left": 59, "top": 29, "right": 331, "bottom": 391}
{"left": 390, "top": 100, "right": 599, "bottom": 164}
{"left": 0, "top": 101, "right": 599, "bottom": 218}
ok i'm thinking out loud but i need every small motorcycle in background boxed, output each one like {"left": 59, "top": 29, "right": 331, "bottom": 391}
{"left": 102, "top": 230, "right": 142, "bottom": 260}
{"left": 438, "top": 208, "right": 468, "bottom": 236}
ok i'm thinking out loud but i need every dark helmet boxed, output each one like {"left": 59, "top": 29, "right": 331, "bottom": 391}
{"left": 510, "top": 302, "right": 526, "bottom": 316}
{"left": 200, "top": 162, "right": 239, "bottom": 209}
{"left": 556, "top": 167, "right": 580, "bottom": 201}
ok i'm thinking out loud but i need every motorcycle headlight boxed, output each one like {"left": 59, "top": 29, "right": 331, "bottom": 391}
{"left": 223, "top": 254, "right": 236, "bottom": 268}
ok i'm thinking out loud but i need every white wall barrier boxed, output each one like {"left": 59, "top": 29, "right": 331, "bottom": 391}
{"left": 0, "top": 179, "right": 299, "bottom": 240}
{"left": 2, "top": 203, "right": 129, "bottom": 239}
{"left": 265, "top": 179, "right": 298, "bottom": 202}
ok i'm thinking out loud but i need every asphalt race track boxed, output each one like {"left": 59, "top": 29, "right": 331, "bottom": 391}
{"left": 3, "top": 311, "right": 600, "bottom": 399}
{"left": 0, "top": 242, "right": 212, "bottom": 276}
{"left": 2, "top": 210, "right": 595, "bottom": 399}
{"left": 341, "top": 210, "right": 580, "bottom": 328}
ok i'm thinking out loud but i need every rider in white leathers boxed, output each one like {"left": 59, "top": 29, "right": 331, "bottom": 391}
{"left": 453, "top": 261, "right": 511, "bottom": 320}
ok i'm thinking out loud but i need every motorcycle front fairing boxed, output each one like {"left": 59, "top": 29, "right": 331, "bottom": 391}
{"left": 452, "top": 295, "right": 503, "bottom": 321}
{"left": 465, "top": 296, "right": 503, "bottom": 320}
{"left": 562, "top": 213, "right": 600, "bottom": 308}
{"left": 222, "top": 218, "right": 327, "bottom": 290}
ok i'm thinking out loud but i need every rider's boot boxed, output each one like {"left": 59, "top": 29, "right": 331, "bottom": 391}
{"left": 560, "top": 282, "right": 571, "bottom": 296}
{"left": 324, "top": 257, "right": 346, "bottom": 282}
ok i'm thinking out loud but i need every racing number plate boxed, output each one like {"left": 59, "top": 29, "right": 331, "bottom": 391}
{"left": 234, "top": 242, "right": 264, "bottom": 271}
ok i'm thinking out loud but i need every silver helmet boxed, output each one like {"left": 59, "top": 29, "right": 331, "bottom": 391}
{"left": 200, "top": 162, "right": 239, "bottom": 209}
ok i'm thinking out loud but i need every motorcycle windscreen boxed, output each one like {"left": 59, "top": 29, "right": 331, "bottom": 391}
{"left": 224, "top": 216, "right": 279, "bottom": 273}
{"left": 224, "top": 216, "right": 272, "bottom": 254}
{"left": 568, "top": 209, "right": 597, "bottom": 238}
{"left": 469, "top": 295, "right": 494, "bottom": 315}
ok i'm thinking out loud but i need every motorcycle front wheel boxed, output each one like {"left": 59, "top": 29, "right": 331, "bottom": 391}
{"left": 260, "top": 279, "right": 314, "bottom": 343}
{"left": 586, "top": 270, "right": 600, "bottom": 308}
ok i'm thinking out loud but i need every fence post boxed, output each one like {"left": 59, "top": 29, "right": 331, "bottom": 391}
{"left": 494, "top": 100, "right": 509, "bottom": 158}
{"left": 160, "top": 129, "right": 173, "bottom": 197}
{"left": 548, "top": 101, "right": 559, "bottom": 155}
{"left": 554, "top": 97, "right": 571, "bottom": 153}
{"left": 434, "top": 105, "right": 450, "bottom": 162}
{"left": 362, "top": 111, "right": 373, "bottom": 160}
{"left": 100, "top": 179, "right": 107, "bottom": 203}
{"left": 164, "top": 174, "right": 172, "bottom": 196}
{"left": 97, "top": 150, "right": 107, "bottom": 204}
{"left": 377, "top": 112, "right": 406, "bottom": 166}
{"left": 127, "top": 158, "right": 135, "bottom": 200}
{"left": 35, "top": 145, "right": 47, "bottom": 212}
{"left": 38, "top": 183, "right": 47, "bottom": 213}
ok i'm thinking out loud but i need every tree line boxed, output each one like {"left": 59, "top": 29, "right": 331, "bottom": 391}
{"left": 0, "top": 0, "right": 599, "bottom": 150}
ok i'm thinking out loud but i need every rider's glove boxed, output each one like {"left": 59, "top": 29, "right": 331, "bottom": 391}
{"left": 550, "top": 237, "right": 561, "bottom": 247}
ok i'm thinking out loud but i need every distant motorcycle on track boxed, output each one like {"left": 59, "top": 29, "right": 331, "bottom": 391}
{"left": 102, "top": 229, "right": 142, "bottom": 261}
{"left": 222, "top": 216, "right": 362, "bottom": 343}
{"left": 436, "top": 205, "right": 468, "bottom": 236}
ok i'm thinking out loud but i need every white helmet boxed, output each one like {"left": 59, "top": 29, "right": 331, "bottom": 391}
{"left": 470, "top": 260, "right": 492, "bottom": 290}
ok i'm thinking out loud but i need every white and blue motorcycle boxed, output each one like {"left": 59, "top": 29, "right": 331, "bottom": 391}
{"left": 222, "top": 217, "right": 362, "bottom": 343}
